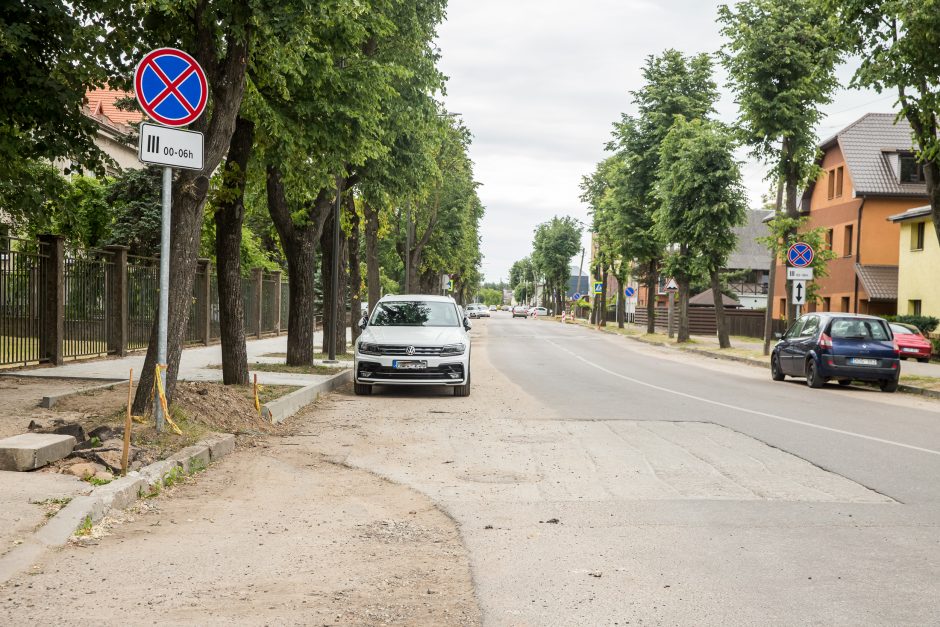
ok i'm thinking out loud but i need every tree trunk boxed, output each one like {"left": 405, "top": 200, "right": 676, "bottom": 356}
{"left": 214, "top": 116, "right": 254, "bottom": 385}
{"left": 320, "top": 210, "right": 348, "bottom": 355}
{"left": 363, "top": 202, "right": 381, "bottom": 312}
{"left": 645, "top": 260, "right": 657, "bottom": 334}
{"left": 615, "top": 273, "right": 625, "bottom": 328}
{"left": 711, "top": 269, "right": 731, "bottom": 349}
{"left": 783, "top": 137, "right": 800, "bottom": 324}
{"left": 599, "top": 265, "right": 608, "bottom": 327}
{"left": 677, "top": 275, "right": 691, "bottom": 343}
{"left": 266, "top": 167, "right": 330, "bottom": 366}
{"left": 130, "top": 25, "right": 250, "bottom": 417}
{"left": 348, "top": 196, "right": 363, "bottom": 345}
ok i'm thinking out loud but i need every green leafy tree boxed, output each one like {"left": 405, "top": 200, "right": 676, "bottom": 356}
{"left": 835, "top": 0, "right": 940, "bottom": 244}
{"left": 531, "top": 217, "right": 582, "bottom": 315}
{"left": 655, "top": 117, "right": 749, "bottom": 348}
{"left": 608, "top": 49, "right": 717, "bottom": 332}
{"left": 718, "top": 0, "right": 843, "bottom": 326}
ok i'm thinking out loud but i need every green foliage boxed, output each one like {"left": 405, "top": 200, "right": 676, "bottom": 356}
{"left": 884, "top": 315, "right": 939, "bottom": 335}
{"left": 718, "top": 0, "right": 843, "bottom": 186}
{"left": 103, "top": 168, "right": 162, "bottom": 257}
{"left": 655, "top": 117, "right": 749, "bottom": 276}
{"left": 531, "top": 216, "right": 582, "bottom": 305}
{"left": 758, "top": 215, "right": 837, "bottom": 303}
{"left": 479, "top": 288, "right": 502, "bottom": 307}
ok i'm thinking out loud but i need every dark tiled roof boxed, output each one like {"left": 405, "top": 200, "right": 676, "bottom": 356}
{"left": 854, "top": 264, "right": 898, "bottom": 302}
{"left": 726, "top": 210, "right": 773, "bottom": 271}
{"left": 689, "top": 288, "right": 742, "bottom": 308}
{"left": 826, "top": 113, "right": 926, "bottom": 197}
{"left": 888, "top": 204, "right": 932, "bottom": 223}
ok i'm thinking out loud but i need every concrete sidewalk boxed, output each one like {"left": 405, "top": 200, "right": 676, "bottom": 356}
{"left": 4, "top": 333, "right": 352, "bottom": 386}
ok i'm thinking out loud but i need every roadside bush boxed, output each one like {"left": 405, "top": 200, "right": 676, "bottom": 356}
{"left": 932, "top": 337, "right": 940, "bottom": 361}
{"left": 884, "top": 315, "right": 939, "bottom": 334}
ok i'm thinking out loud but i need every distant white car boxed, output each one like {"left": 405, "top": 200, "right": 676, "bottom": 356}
{"left": 354, "top": 295, "right": 471, "bottom": 397}
{"left": 529, "top": 306, "right": 548, "bottom": 317}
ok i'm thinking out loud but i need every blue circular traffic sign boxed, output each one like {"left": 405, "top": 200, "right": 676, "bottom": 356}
{"left": 787, "top": 242, "right": 815, "bottom": 268}
{"left": 135, "top": 48, "right": 208, "bottom": 127}
{"left": 572, "top": 292, "right": 581, "bottom": 301}
{"left": 624, "top": 286, "right": 636, "bottom": 298}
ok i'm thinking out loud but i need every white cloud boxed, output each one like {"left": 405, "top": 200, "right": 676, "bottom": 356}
{"left": 437, "top": 0, "right": 891, "bottom": 282}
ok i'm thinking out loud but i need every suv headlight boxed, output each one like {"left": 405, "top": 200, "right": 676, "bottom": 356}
{"left": 440, "top": 343, "right": 466, "bottom": 356}
{"left": 358, "top": 342, "right": 381, "bottom": 356}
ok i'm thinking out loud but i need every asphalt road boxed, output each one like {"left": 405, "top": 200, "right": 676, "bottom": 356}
{"left": 315, "top": 313, "right": 940, "bottom": 626}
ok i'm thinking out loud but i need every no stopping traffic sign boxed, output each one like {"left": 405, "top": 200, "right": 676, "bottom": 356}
{"left": 135, "top": 48, "right": 208, "bottom": 127}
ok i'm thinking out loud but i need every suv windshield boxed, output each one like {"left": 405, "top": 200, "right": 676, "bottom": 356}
{"left": 829, "top": 318, "right": 890, "bottom": 341}
{"left": 370, "top": 301, "right": 459, "bottom": 327}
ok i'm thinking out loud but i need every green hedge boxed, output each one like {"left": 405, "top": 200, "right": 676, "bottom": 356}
{"left": 884, "top": 315, "right": 939, "bottom": 334}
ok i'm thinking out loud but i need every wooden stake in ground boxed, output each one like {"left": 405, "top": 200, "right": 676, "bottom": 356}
{"left": 253, "top": 373, "right": 261, "bottom": 414}
{"left": 122, "top": 368, "right": 133, "bottom": 476}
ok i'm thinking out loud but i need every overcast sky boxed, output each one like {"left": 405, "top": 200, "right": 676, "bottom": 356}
{"left": 435, "top": 0, "right": 897, "bottom": 283}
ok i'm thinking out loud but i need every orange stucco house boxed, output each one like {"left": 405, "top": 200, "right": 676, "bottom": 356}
{"left": 771, "top": 113, "right": 929, "bottom": 319}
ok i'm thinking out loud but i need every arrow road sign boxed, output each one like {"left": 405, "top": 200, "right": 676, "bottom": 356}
{"left": 135, "top": 48, "right": 208, "bottom": 127}
{"left": 624, "top": 286, "right": 636, "bottom": 298}
{"left": 138, "top": 123, "right": 204, "bottom": 170}
{"left": 787, "top": 242, "right": 815, "bottom": 268}
{"left": 593, "top": 282, "right": 603, "bottom": 294}
{"left": 792, "top": 280, "right": 807, "bottom": 306}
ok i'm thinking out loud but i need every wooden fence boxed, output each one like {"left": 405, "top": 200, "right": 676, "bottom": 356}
{"left": 634, "top": 306, "right": 786, "bottom": 339}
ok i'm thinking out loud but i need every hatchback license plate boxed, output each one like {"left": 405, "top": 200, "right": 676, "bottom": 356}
{"left": 902, "top": 347, "right": 919, "bottom": 353}
{"left": 850, "top": 358, "right": 878, "bottom": 366}
{"left": 393, "top": 360, "right": 427, "bottom": 370}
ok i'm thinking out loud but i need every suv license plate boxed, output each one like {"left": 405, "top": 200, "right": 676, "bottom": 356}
{"left": 851, "top": 358, "right": 878, "bottom": 366}
{"left": 393, "top": 360, "right": 427, "bottom": 370}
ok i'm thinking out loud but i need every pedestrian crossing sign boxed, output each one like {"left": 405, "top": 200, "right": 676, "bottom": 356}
{"left": 593, "top": 282, "right": 603, "bottom": 294}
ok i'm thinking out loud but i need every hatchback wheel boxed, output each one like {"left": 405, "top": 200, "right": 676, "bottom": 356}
{"left": 879, "top": 377, "right": 899, "bottom": 393}
{"left": 770, "top": 354, "right": 785, "bottom": 381}
{"left": 805, "top": 359, "right": 825, "bottom": 388}
{"left": 917, "top": 358, "right": 930, "bottom": 363}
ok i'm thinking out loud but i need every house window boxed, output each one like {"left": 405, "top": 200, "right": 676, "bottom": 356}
{"left": 910, "top": 300, "right": 922, "bottom": 316}
{"left": 843, "top": 224, "right": 854, "bottom": 257}
{"left": 827, "top": 169, "right": 835, "bottom": 200}
{"left": 825, "top": 229, "right": 834, "bottom": 250}
{"left": 900, "top": 155, "right": 926, "bottom": 183}
{"left": 823, "top": 297, "right": 831, "bottom": 312}
{"left": 841, "top": 296, "right": 850, "bottom": 312}
{"left": 835, "top": 166, "right": 844, "bottom": 197}
{"left": 911, "top": 221, "right": 926, "bottom": 251}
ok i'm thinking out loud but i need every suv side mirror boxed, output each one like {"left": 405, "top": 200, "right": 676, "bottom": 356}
{"left": 358, "top": 316, "right": 368, "bottom": 330}
{"left": 463, "top": 317, "right": 472, "bottom": 331}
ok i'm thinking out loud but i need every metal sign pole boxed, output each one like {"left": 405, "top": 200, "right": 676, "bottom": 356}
{"left": 667, "top": 291, "right": 675, "bottom": 339}
{"left": 327, "top": 176, "right": 343, "bottom": 363}
{"left": 155, "top": 166, "right": 172, "bottom": 432}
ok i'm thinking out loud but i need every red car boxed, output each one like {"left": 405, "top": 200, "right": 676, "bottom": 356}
{"left": 889, "top": 323, "right": 933, "bottom": 362}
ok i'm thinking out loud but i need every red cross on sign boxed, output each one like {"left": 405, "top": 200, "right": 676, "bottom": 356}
{"left": 134, "top": 48, "right": 208, "bottom": 127}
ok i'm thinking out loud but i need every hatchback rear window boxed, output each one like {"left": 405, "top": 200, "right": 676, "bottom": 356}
{"left": 828, "top": 319, "right": 890, "bottom": 340}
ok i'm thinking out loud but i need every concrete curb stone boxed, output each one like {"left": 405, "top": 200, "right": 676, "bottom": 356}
{"left": 261, "top": 369, "right": 352, "bottom": 424}
{"left": 0, "top": 432, "right": 237, "bottom": 586}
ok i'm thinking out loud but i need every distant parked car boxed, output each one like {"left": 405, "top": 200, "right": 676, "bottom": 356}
{"left": 512, "top": 305, "right": 528, "bottom": 318}
{"left": 889, "top": 323, "right": 933, "bottom": 362}
{"left": 488, "top": 305, "right": 497, "bottom": 311}
{"left": 771, "top": 313, "right": 900, "bottom": 392}
{"left": 465, "top": 304, "right": 483, "bottom": 319}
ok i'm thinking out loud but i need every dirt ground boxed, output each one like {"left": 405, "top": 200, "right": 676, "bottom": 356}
{"left": 0, "top": 401, "right": 480, "bottom": 626}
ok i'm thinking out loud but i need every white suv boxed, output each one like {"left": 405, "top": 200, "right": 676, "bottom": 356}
{"left": 354, "top": 295, "right": 472, "bottom": 397}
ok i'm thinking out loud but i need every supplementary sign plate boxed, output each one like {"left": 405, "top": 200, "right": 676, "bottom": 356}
{"left": 792, "top": 280, "right": 807, "bottom": 306}
{"left": 139, "top": 123, "right": 204, "bottom": 170}
{"left": 135, "top": 48, "right": 208, "bottom": 127}
{"left": 787, "top": 267, "right": 814, "bottom": 281}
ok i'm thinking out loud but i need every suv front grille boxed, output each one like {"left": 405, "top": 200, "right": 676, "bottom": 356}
{"left": 376, "top": 345, "right": 443, "bottom": 356}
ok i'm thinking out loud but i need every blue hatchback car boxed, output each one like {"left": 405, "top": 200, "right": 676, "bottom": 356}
{"left": 771, "top": 313, "right": 900, "bottom": 392}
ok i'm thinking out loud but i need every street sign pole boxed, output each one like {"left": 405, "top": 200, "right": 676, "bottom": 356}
{"left": 154, "top": 166, "right": 172, "bottom": 432}
{"left": 667, "top": 291, "right": 675, "bottom": 339}
{"left": 326, "top": 175, "right": 343, "bottom": 364}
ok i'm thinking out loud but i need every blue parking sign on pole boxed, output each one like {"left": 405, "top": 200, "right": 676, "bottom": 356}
{"left": 572, "top": 292, "right": 581, "bottom": 301}
{"left": 624, "top": 286, "right": 636, "bottom": 298}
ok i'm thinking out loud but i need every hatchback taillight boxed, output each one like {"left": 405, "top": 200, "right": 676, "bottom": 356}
{"left": 819, "top": 333, "right": 833, "bottom": 350}
{"left": 892, "top": 337, "right": 900, "bottom": 356}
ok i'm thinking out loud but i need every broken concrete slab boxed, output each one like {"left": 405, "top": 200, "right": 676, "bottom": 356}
{"left": 202, "top": 434, "right": 236, "bottom": 462}
{"left": 169, "top": 445, "right": 210, "bottom": 473}
{"left": 0, "top": 433, "right": 76, "bottom": 471}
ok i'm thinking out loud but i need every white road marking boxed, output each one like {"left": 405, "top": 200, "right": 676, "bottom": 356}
{"left": 545, "top": 338, "right": 940, "bottom": 458}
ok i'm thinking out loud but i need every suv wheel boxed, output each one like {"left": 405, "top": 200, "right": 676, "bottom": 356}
{"left": 354, "top": 382, "right": 372, "bottom": 396}
{"left": 879, "top": 377, "right": 899, "bottom": 393}
{"left": 453, "top": 372, "right": 471, "bottom": 397}
{"left": 805, "top": 359, "right": 825, "bottom": 388}
{"left": 770, "top": 354, "right": 785, "bottom": 381}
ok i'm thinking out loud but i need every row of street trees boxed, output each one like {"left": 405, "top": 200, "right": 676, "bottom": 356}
{"left": 0, "top": 1, "right": 484, "bottom": 416}
{"left": 508, "top": 217, "right": 582, "bottom": 314}
{"left": 581, "top": 0, "right": 940, "bottom": 349}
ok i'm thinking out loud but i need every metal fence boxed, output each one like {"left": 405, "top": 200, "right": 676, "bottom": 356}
{"left": 0, "top": 236, "right": 288, "bottom": 367}
{"left": 0, "top": 238, "right": 47, "bottom": 366}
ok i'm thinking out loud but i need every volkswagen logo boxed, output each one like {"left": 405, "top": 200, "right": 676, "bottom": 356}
{"left": 406, "top": 346, "right": 416, "bottom": 356}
